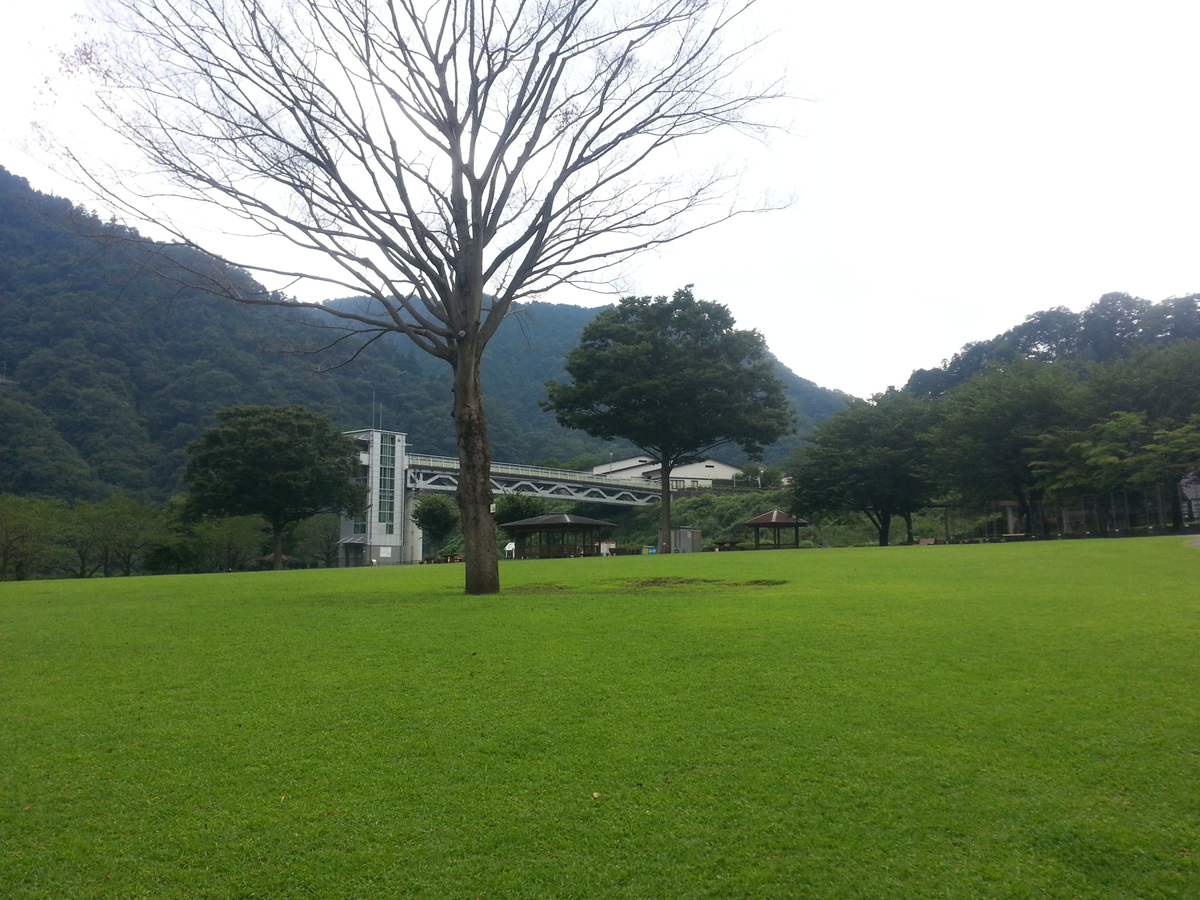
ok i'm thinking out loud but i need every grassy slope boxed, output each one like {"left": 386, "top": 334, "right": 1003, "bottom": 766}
{"left": 1, "top": 540, "right": 1197, "bottom": 899}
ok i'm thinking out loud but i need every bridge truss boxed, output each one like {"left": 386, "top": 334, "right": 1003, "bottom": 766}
{"left": 406, "top": 454, "right": 662, "bottom": 506}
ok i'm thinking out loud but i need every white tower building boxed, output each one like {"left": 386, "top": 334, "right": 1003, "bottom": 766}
{"left": 339, "top": 429, "right": 422, "bottom": 565}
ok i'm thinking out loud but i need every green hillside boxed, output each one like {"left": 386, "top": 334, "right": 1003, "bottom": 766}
{"left": 0, "top": 167, "right": 847, "bottom": 502}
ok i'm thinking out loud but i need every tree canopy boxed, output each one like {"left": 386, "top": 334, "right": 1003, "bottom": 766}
{"left": 931, "top": 360, "right": 1081, "bottom": 533}
{"left": 544, "top": 287, "right": 794, "bottom": 551}
{"left": 410, "top": 494, "right": 460, "bottom": 560}
{"left": 788, "top": 391, "right": 938, "bottom": 546}
{"left": 183, "top": 406, "right": 363, "bottom": 569}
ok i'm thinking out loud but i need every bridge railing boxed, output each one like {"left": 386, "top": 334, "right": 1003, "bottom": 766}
{"left": 405, "top": 453, "right": 691, "bottom": 490}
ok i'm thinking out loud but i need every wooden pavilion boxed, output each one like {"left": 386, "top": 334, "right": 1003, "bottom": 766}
{"left": 499, "top": 513, "right": 618, "bottom": 559}
{"left": 742, "top": 509, "right": 809, "bottom": 550}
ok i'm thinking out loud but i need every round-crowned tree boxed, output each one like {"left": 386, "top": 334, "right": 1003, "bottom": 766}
{"left": 411, "top": 494, "right": 460, "bottom": 560}
{"left": 543, "top": 287, "right": 794, "bottom": 552}
{"left": 183, "top": 406, "right": 363, "bottom": 570}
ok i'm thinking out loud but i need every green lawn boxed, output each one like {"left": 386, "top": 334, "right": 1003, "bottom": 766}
{"left": 2, "top": 539, "right": 1197, "bottom": 898}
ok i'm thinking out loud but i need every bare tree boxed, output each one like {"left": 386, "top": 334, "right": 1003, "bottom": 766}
{"left": 68, "top": 0, "right": 783, "bottom": 593}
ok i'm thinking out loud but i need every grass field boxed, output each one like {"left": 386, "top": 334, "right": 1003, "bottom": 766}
{"left": 1, "top": 538, "right": 1197, "bottom": 899}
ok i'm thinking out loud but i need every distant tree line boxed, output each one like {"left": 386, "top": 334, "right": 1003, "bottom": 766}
{"left": 0, "top": 405, "right": 363, "bottom": 581}
{"left": 788, "top": 293, "right": 1200, "bottom": 544}
{"left": 0, "top": 494, "right": 349, "bottom": 582}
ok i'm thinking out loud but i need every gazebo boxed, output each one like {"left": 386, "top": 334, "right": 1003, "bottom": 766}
{"left": 499, "top": 513, "right": 618, "bottom": 559}
{"left": 742, "top": 509, "right": 809, "bottom": 550}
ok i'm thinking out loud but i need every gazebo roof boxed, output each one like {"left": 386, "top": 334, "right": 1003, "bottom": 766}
{"left": 499, "top": 513, "right": 617, "bottom": 532}
{"left": 742, "top": 509, "right": 809, "bottom": 526}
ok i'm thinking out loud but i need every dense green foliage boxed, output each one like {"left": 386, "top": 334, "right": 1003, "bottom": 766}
{"left": 906, "top": 291, "right": 1200, "bottom": 397}
{"left": 789, "top": 391, "right": 939, "bottom": 546}
{"left": 545, "top": 288, "right": 795, "bottom": 550}
{"left": 545, "top": 288, "right": 795, "bottom": 462}
{"left": 183, "top": 406, "right": 364, "bottom": 569}
{"left": 0, "top": 493, "right": 354, "bottom": 580}
{"left": 0, "top": 496, "right": 64, "bottom": 581}
{"left": 409, "top": 494, "right": 461, "bottom": 559}
{"left": 494, "top": 493, "right": 555, "bottom": 528}
{"left": 2, "top": 540, "right": 1197, "bottom": 897}
{"left": 788, "top": 295, "right": 1200, "bottom": 536}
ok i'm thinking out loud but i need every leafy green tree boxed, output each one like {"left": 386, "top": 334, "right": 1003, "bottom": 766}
{"left": 1077, "top": 292, "right": 1152, "bottom": 361}
{"left": 933, "top": 361, "right": 1081, "bottom": 534}
{"left": 1138, "top": 415, "right": 1200, "bottom": 531}
{"left": 544, "top": 288, "right": 794, "bottom": 552}
{"left": 183, "top": 406, "right": 363, "bottom": 570}
{"left": 666, "top": 491, "right": 790, "bottom": 546}
{"left": 63, "top": 496, "right": 161, "bottom": 578}
{"left": 1031, "top": 410, "right": 1200, "bottom": 533}
{"left": 145, "top": 505, "right": 267, "bottom": 575}
{"left": 739, "top": 464, "right": 784, "bottom": 489}
{"left": 62, "top": 502, "right": 108, "bottom": 579}
{"left": 141, "top": 497, "right": 206, "bottom": 575}
{"left": 1030, "top": 412, "right": 1154, "bottom": 535}
{"left": 494, "top": 494, "right": 553, "bottom": 528}
{"left": 291, "top": 514, "right": 343, "bottom": 569}
{"left": 411, "top": 494, "right": 460, "bottom": 561}
{"left": 787, "top": 391, "right": 939, "bottom": 546}
{"left": 1143, "top": 294, "right": 1200, "bottom": 342}
{"left": 1031, "top": 413, "right": 1151, "bottom": 498}
{"left": 194, "top": 516, "right": 269, "bottom": 573}
{"left": 96, "top": 495, "right": 162, "bottom": 576}
{"left": 1078, "top": 340, "right": 1200, "bottom": 424}
{"left": 0, "top": 495, "right": 65, "bottom": 581}
{"left": 1142, "top": 415, "right": 1200, "bottom": 483}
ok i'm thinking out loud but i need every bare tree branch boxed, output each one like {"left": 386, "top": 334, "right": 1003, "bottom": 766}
{"left": 63, "top": 0, "right": 787, "bottom": 593}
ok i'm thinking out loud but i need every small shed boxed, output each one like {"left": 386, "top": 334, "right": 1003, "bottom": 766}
{"left": 742, "top": 509, "right": 809, "bottom": 550}
{"left": 499, "top": 513, "right": 618, "bottom": 559}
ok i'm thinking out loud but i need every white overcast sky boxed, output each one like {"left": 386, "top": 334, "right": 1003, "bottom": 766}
{"left": 3, "top": 0, "right": 1199, "bottom": 398}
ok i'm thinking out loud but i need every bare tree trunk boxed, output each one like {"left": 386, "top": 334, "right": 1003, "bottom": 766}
{"left": 452, "top": 343, "right": 500, "bottom": 595}
{"left": 659, "top": 465, "right": 673, "bottom": 554}
{"left": 272, "top": 524, "right": 284, "bottom": 571}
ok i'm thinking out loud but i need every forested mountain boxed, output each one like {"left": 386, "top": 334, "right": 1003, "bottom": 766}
{"left": 905, "top": 292, "right": 1200, "bottom": 396}
{"left": 0, "top": 167, "right": 848, "bottom": 503}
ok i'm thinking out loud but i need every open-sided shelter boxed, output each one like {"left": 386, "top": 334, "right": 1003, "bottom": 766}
{"left": 742, "top": 509, "right": 809, "bottom": 550}
{"left": 499, "top": 513, "right": 617, "bottom": 559}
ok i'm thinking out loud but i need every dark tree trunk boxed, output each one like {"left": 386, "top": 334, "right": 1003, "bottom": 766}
{"left": 452, "top": 341, "right": 500, "bottom": 595}
{"left": 902, "top": 512, "right": 914, "bottom": 545}
{"left": 1014, "top": 484, "right": 1034, "bottom": 535}
{"left": 272, "top": 523, "right": 284, "bottom": 571}
{"left": 659, "top": 463, "right": 674, "bottom": 554}
{"left": 1171, "top": 482, "right": 1185, "bottom": 533}
{"left": 877, "top": 512, "right": 892, "bottom": 547}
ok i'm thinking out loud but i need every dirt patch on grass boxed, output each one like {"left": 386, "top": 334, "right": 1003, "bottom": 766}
{"left": 624, "top": 577, "right": 724, "bottom": 589}
{"left": 505, "top": 583, "right": 576, "bottom": 594}
{"left": 739, "top": 579, "right": 789, "bottom": 586}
